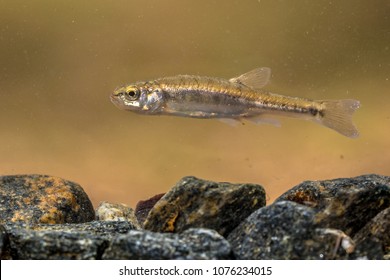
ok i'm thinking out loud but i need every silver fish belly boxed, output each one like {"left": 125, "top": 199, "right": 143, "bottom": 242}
{"left": 110, "top": 67, "right": 360, "bottom": 138}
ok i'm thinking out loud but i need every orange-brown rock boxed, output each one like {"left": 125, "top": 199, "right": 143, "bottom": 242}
{"left": 0, "top": 174, "right": 95, "bottom": 224}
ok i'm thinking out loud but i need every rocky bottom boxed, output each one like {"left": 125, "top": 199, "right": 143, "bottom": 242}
{"left": 0, "top": 174, "right": 389, "bottom": 260}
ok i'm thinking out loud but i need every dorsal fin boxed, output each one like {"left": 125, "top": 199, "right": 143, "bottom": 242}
{"left": 229, "top": 67, "right": 271, "bottom": 89}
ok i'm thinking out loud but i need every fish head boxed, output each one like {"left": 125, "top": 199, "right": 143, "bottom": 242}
{"left": 110, "top": 83, "right": 164, "bottom": 113}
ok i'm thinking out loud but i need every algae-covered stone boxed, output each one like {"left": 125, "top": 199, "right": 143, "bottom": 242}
{"left": 102, "top": 228, "right": 231, "bottom": 260}
{"left": 0, "top": 174, "right": 95, "bottom": 224}
{"left": 143, "top": 176, "right": 266, "bottom": 236}
{"left": 275, "top": 174, "right": 390, "bottom": 235}
{"left": 4, "top": 221, "right": 136, "bottom": 259}
{"left": 96, "top": 201, "right": 140, "bottom": 229}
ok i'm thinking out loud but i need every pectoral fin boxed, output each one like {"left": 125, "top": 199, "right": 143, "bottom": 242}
{"left": 229, "top": 67, "right": 271, "bottom": 89}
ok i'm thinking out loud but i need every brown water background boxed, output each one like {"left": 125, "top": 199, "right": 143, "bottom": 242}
{"left": 1, "top": 0, "right": 389, "bottom": 208}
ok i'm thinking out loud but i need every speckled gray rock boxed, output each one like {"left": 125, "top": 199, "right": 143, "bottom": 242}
{"left": 144, "top": 176, "right": 266, "bottom": 236}
{"left": 227, "top": 201, "right": 383, "bottom": 259}
{"left": 275, "top": 174, "right": 390, "bottom": 236}
{"left": 3, "top": 221, "right": 136, "bottom": 259}
{"left": 0, "top": 175, "right": 95, "bottom": 224}
{"left": 102, "top": 228, "right": 231, "bottom": 260}
{"left": 96, "top": 201, "right": 140, "bottom": 229}
{"left": 228, "top": 201, "right": 318, "bottom": 259}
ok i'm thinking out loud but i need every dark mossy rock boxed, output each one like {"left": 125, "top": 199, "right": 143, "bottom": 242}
{"left": 0, "top": 224, "right": 10, "bottom": 259}
{"left": 135, "top": 193, "right": 165, "bottom": 225}
{"left": 0, "top": 175, "right": 95, "bottom": 225}
{"left": 3, "top": 221, "right": 136, "bottom": 260}
{"left": 143, "top": 176, "right": 266, "bottom": 236}
{"left": 0, "top": 225, "right": 4, "bottom": 252}
{"left": 227, "top": 201, "right": 384, "bottom": 259}
{"left": 348, "top": 238, "right": 385, "bottom": 260}
{"left": 96, "top": 201, "right": 141, "bottom": 229}
{"left": 275, "top": 174, "right": 390, "bottom": 236}
{"left": 312, "top": 228, "right": 384, "bottom": 260}
{"left": 102, "top": 228, "right": 231, "bottom": 260}
{"left": 353, "top": 207, "right": 390, "bottom": 256}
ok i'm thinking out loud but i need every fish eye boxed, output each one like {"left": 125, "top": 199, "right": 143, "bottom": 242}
{"left": 125, "top": 88, "right": 140, "bottom": 100}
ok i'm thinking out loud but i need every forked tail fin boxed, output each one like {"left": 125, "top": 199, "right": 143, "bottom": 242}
{"left": 315, "top": 99, "right": 360, "bottom": 138}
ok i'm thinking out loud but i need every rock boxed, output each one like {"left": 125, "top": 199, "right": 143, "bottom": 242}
{"left": 347, "top": 238, "right": 384, "bottom": 260}
{"left": 353, "top": 207, "right": 390, "bottom": 256}
{"left": 3, "top": 221, "right": 136, "bottom": 260}
{"left": 227, "top": 201, "right": 383, "bottom": 259}
{"left": 312, "top": 228, "right": 384, "bottom": 260}
{"left": 135, "top": 193, "right": 165, "bottom": 225}
{"left": 275, "top": 174, "right": 390, "bottom": 235}
{"left": 0, "top": 225, "right": 4, "bottom": 252}
{"left": 0, "top": 225, "right": 9, "bottom": 259}
{"left": 96, "top": 201, "right": 141, "bottom": 229}
{"left": 1, "top": 174, "right": 387, "bottom": 260}
{"left": 311, "top": 228, "right": 356, "bottom": 258}
{"left": 0, "top": 175, "right": 95, "bottom": 224}
{"left": 228, "top": 201, "right": 317, "bottom": 259}
{"left": 144, "top": 176, "right": 266, "bottom": 236}
{"left": 102, "top": 228, "right": 231, "bottom": 260}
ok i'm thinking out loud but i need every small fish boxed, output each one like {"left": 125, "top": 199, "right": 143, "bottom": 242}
{"left": 110, "top": 67, "right": 360, "bottom": 138}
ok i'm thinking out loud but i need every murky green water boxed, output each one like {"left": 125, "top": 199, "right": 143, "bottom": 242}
{"left": 1, "top": 0, "right": 389, "bottom": 207}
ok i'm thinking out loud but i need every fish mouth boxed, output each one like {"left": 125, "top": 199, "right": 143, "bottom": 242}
{"left": 110, "top": 94, "right": 118, "bottom": 103}
{"left": 110, "top": 94, "right": 123, "bottom": 108}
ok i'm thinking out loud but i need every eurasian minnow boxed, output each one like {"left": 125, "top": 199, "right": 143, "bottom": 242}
{"left": 110, "top": 67, "right": 360, "bottom": 138}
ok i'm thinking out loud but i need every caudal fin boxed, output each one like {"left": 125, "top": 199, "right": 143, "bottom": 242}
{"left": 316, "top": 99, "right": 360, "bottom": 138}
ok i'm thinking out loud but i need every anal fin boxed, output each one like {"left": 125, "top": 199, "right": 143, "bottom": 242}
{"left": 243, "top": 115, "right": 281, "bottom": 127}
{"left": 219, "top": 118, "right": 243, "bottom": 126}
